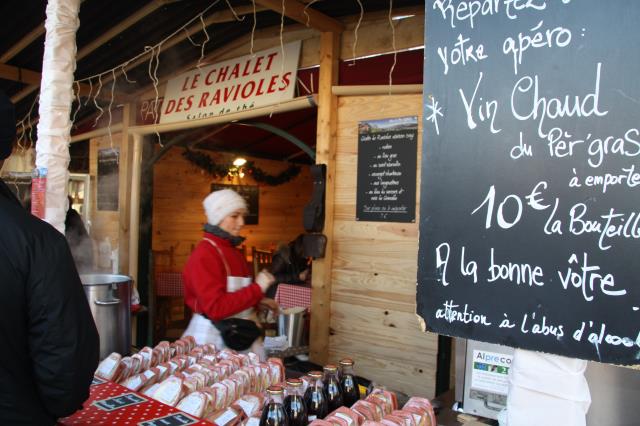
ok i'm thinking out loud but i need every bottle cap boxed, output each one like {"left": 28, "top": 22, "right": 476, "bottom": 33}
{"left": 308, "top": 371, "right": 323, "bottom": 378}
{"left": 286, "top": 378, "right": 303, "bottom": 387}
{"left": 339, "top": 358, "right": 354, "bottom": 366}
{"left": 323, "top": 364, "right": 338, "bottom": 373}
{"left": 267, "top": 385, "right": 285, "bottom": 394}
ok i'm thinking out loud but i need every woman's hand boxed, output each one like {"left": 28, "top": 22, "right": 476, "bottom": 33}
{"left": 298, "top": 268, "right": 310, "bottom": 282}
{"left": 255, "top": 270, "right": 276, "bottom": 293}
{"left": 258, "top": 297, "right": 280, "bottom": 316}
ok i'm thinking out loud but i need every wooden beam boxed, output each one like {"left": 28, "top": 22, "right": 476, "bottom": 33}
{"left": 0, "top": 63, "right": 42, "bottom": 85}
{"left": 255, "top": 0, "right": 344, "bottom": 33}
{"left": 0, "top": 24, "right": 45, "bottom": 63}
{"left": 118, "top": 103, "right": 136, "bottom": 275}
{"left": 11, "top": 0, "right": 167, "bottom": 104}
{"left": 309, "top": 31, "right": 340, "bottom": 366}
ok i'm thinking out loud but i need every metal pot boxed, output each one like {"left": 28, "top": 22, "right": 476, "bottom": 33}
{"left": 81, "top": 274, "right": 132, "bottom": 359}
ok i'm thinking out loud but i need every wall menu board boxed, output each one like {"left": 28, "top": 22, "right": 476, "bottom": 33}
{"left": 211, "top": 183, "right": 259, "bottom": 225}
{"left": 418, "top": 1, "right": 640, "bottom": 364}
{"left": 356, "top": 116, "right": 418, "bottom": 222}
{"left": 97, "top": 148, "right": 119, "bottom": 211}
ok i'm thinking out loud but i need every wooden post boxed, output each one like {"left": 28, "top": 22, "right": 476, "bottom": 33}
{"left": 118, "top": 103, "right": 135, "bottom": 275}
{"left": 310, "top": 31, "right": 340, "bottom": 365}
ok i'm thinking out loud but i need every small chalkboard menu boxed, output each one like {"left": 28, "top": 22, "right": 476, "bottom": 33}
{"left": 97, "top": 148, "right": 119, "bottom": 211}
{"left": 418, "top": 1, "right": 640, "bottom": 364}
{"left": 356, "top": 116, "right": 417, "bottom": 222}
{"left": 211, "top": 183, "right": 259, "bottom": 225}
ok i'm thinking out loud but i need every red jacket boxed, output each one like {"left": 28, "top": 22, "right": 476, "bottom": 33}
{"left": 183, "top": 233, "right": 263, "bottom": 321}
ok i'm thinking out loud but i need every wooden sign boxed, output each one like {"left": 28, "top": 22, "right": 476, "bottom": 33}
{"left": 161, "top": 41, "right": 301, "bottom": 124}
{"left": 356, "top": 116, "right": 418, "bottom": 222}
{"left": 97, "top": 148, "right": 119, "bottom": 211}
{"left": 211, "top": 183, "right": 259, "bottom": 225}
{"left": 418, "top": 0, "right": 640, "bottom": 364}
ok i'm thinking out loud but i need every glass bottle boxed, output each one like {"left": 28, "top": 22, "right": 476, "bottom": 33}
{"left": 284, "top": 378, "right": 307, "bottom": 426}
{"left": 323, "top": 364, "right": 343, "bottom": 413}
{"left": 260, "top": 385, "right": 289, "bottom": 426}
{"left": 339, "top": 358, "right": 360, "bottom": 407}
{"left": 303, "top": 370, "right": 328, "bottom": 421}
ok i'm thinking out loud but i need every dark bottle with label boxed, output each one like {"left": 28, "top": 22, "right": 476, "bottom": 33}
{"left": 260, "top": 385, "right": 289, "bottom": 426}
{"left": 303, "top": 371, "right": 328, "bottom": 421}
{"left": 339, "top": 358, "right": 360, "bottom": 407}
{"left": 284, "top": 378, "right": 307, "bottom": 426}
{"left": 323, "top": 364, "right": 343, "bottom": 413}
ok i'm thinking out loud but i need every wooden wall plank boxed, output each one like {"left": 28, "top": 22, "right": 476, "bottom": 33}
{"left": 327, "top": 93, "right": 436, "bottom": 398}
{"left": 310, "top": 31, "right": 340, "bottom": 365}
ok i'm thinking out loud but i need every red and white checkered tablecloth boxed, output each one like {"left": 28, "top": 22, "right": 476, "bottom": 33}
{"left": 275, "top": 284, "right": 311, "bottom": 310}
{"left": 155, "top": 272, "right": 184, "bottom": 297}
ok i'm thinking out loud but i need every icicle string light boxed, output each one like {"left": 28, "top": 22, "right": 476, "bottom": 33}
{"left": 197, "top": 15, "right": 211, "bottom": 69}
{"left": 184, "top": 28, "right": 201, "bottom": 47}
{"left": 271, "top": 0, "right": 286, "bottom": 119}
{"left": 250, "top": 0, "right": 257, "bottom": 56}
{"left": 351, "top": 0, "right": 364, "bottom": 65}
{"left": 303, "top": 0, "right": 320, "bottom": 27}
{"left": 71, "top": 80, "right": 82, "bottom": 124}
{"left": 388, "top": 0, "right": 397, "bottom": 95}
{"left": 83, "top": 79, "right": 93, "bottom": 107}
{"left": 107, "top": 69, "right": 117, "bottom": 151}
{"left": 225, "top": 0, "right": 245, "bottom": 22}
{"left": 92, "top": 74, "right": 104, "bottom": 127}
{"left": 122, "top": 64, "right": 136, "bottom": 84}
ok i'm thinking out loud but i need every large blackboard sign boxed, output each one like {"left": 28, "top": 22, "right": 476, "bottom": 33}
{"left": 211, "top": 183, "right": 259, "bottom": 225}
{"left": 356, "top": 116, "right": 418, "bottom": 222}
{"left": 97, "top": 148, "right": 119, "bottom": 211}
{"left": 418, "top": 1, "right": 640, "bottom": 364}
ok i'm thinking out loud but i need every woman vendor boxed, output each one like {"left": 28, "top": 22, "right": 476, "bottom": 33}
{"left": 182, "top": 189, "right": 276, "bottom": 359}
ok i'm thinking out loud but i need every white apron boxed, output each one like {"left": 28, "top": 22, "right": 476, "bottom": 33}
{"left": 182, "top": 239, "right": 265, "bottom": 360}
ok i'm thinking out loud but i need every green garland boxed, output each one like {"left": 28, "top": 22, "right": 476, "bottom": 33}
{"left": 182, "top": 148, "right": 301, "bottom": 186}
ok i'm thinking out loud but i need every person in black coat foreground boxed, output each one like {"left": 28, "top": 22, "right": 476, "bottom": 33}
{"left": 0, "top": 91, "right": 100, "bottom": 425}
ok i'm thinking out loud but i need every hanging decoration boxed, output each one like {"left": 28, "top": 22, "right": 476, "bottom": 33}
{"left": 182, "top": 148, "right": 301, "bottom": 186}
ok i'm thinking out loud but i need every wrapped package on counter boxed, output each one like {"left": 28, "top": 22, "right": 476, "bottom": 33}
{"left": 231, "top": 393, "right": 265, "bottom": 418}
{"left": 207, "top": 406, "right": 242, "bottom": 426}
{"left": 352, "top": 400, "right": 383, "bottom": 422}
{"left": 138, "top": 346, "right": 154, "bottom": 370}
{"left": 95, "top": 352, "right": 123, "bottom": 381}
{"left": 309, "top": 420, "right": 336, "bottom": 426}
{"left": 381, "top": 414, "right": 407, "bottom": 426}
{"left": 403, "top": 397, "right": 435, "bottom": 426}
{"left": 367, "top": 389, "right": 397, "bottom": 414}
{"left": 141, "top": 382, "right": 162, "bottom": 399}
{"left": 267, "top": 358, "right": 285, "bottom": 384}
{"left": 242, "top": 416, "right": 261, "bottom": 426}
{"left": 399, "top": 406, "right": 430, "bottom": 426}
{"left": 177, "top": 391, "right": 211, "bottom": 418}
{"left": 390, "top": 410, "right": 417, "bottom": 426}
{"left": 153, "top": 376, "right": 189, "bottom": 407}
{"left": 325, "top": 406, "right": 362, "bottom": 426}
{"left": 120, "top": 373, "right": 149, "bottom": 392}
{"left": 209, "top": 382, "right": 230, "bottom": 411}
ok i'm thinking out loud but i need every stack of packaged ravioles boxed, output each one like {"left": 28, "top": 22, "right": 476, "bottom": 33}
{"left": 94, "top": 338, "right": 436, "bottom": 426}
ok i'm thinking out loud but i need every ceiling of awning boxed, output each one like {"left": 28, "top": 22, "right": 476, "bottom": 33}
{"left": 1, "top": 0, "right": 424, "bottom": 166}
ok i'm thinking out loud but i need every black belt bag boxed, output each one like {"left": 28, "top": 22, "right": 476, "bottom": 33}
{"left": 210, "top": 317, "right": 263, "bottom": 351}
